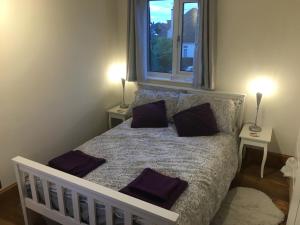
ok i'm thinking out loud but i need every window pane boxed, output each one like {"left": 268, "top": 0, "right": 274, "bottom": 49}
{"left": 148, "top": 0, "right": 174, "bottom": 73}
{"left": 180, "top": 2, "right": 198, "bottom": 72}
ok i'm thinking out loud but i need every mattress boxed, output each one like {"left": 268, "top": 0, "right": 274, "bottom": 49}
{"left": 26, "top": 119, "right": 238, "bottom": 225}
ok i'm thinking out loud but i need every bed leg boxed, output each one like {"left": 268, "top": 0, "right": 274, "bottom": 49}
{"left": 14, "top": 164, "right": 32, "bottom": 225}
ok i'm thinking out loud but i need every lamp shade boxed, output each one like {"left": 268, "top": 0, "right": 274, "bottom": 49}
{"left": 256, "top": 92, "right": 263, "bottom": 108}
{"left": 121, "top": 78, "right": 126, "bottom": 88}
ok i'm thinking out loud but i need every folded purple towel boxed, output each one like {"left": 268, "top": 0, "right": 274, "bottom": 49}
{"left": 48, "top": 150, "right": 106, "bottom": 178}
{"left": 120, "top": 168, "right": 188, "bottom": 209}
{"left": 128, "top": 168, "right": 181, "bottom": 201}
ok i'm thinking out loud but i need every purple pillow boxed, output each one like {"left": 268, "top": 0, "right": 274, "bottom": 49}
{"left": 173, "top": 103, "right": 219, "bottom": 137}
{"left": 131, "top": 100, "right": 168, "bottom": 128}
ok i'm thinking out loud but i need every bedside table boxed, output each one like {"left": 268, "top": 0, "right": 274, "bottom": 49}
{"left": 107, "top": 105, "right": 130, "bottom": 129}
{"left": 238, "top": 124, "right": 272, "bottom": 178}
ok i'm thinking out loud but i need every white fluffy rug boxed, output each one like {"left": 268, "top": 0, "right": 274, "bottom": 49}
{"left": 211, "top": 187, "right": 285, "bottom": 225}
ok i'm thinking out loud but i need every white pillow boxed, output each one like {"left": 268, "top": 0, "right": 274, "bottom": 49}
{"left": 130, "top": 89, "right": 180, "bottom": 122}
{"left": 176, "top": 94, "right": 237, "bottom": 133}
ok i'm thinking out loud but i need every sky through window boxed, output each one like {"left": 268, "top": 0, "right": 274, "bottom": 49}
{"left": 149, "top": 0, "right": 197, "bottom": 23}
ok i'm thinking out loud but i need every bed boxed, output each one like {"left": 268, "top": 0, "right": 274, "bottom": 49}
{"left": 13, "top": 85, "right": 246, "bottom": 225}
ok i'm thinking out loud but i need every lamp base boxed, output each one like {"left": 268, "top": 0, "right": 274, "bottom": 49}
{"left": 249, "top": 124, "right": 262, "bottom": 132}
{"left": 120, "top": 103, "right": 129, "bottom": 109}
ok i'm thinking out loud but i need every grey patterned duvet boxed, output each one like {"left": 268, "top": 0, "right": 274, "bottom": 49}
{"left": 25, "top": 119, "right": 238, "bottom": 225}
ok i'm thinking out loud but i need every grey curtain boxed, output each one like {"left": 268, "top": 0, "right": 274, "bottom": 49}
{"left": 126, "top": 0, "right": 148, "bottom": 82}
{"left": 193, "top": 0, "right": 217, "bottom": 90}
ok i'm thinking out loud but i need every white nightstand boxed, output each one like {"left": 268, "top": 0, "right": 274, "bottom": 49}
{"left": 238, "top": 124, "right": 273, "bottom": 178}
{"left": 107, "top": 105, "right": 130, "bottom": 129}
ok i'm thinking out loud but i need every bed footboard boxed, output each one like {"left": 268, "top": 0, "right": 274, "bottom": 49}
{"left": 12, "top": 156, "right": 178, "bottom": 225}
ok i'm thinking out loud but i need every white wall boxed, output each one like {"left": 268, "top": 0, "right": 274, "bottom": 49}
{"left": 118, "top": 0, "right": 300, "bottom": 156}
{"left": 0, "top": 0, "right": 131, "bottom": 188}
{"left": 216, "top": 0, "right": 300, "bottom": 156}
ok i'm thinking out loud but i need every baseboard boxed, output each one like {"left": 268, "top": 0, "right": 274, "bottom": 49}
{"left": 244, "top": 147, "right": 291, "bottom": 170}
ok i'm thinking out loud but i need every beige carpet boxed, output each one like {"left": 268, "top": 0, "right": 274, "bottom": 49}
{"left": 211, "top": 187, "right": 285, "bottom": 225}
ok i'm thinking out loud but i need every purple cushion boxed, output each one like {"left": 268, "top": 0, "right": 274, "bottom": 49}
{"left": 131, "top": 100, "right": 168, "bottom": 128}
{"left": 173, "top": 103, "right": 219, "bottom": 137}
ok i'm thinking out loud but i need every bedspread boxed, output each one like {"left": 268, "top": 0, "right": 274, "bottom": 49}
{"left": 78, "top": 119, "right": 238, "bottom": 225}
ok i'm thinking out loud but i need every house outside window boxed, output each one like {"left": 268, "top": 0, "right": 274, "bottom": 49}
{"left": 147, "top": 0, "right": 199, "bottom": 83}
{"left": 183, "top": 46, "right": 188, "bottom": 58}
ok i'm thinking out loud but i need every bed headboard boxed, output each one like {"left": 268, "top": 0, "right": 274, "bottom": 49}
{"left": 138, "top": 83, "right": 247, "bottom": 131}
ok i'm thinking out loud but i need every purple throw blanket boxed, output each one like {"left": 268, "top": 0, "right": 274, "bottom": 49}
{"left": 120, "top": 168, "right": 188, "bottom": 209}
{"left": 48, "top": 150, "right": 106, "bottom": 178}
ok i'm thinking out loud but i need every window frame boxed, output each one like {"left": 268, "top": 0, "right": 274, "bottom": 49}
{"left": 146, "top": 0, "right": 199, "bottom": 84}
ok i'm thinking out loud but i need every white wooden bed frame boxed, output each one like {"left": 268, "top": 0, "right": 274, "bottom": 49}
{"left": 13, "top": 84, "right": 246, "bottom": 225}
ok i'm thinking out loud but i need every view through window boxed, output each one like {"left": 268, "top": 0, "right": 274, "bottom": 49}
{"left": 148, "top": 0, "right": 199, "bottom": 82}
{"left": 148, "top": 0, "right": 174, "bottom": 74}
{"left": 180, "top": 2, "right": 198, "bottom": 72}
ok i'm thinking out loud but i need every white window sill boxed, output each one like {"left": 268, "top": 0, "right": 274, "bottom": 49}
{"left": 146, "top": 75, "right": 193, "bottom": 85}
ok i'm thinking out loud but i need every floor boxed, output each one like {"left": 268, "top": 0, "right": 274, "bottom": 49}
{"left": 0, "top": 185, "right": 25, "bottom": 225}
{"left": 0, "top": 156, "right": 290, "bottom": 225}
{"left": 231, "top": 149, "right": 290, "bottom": 225}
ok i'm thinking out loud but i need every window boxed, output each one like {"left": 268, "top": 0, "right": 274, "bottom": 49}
{"left": 147, "top": 0, "right": 199, "bottom": 83}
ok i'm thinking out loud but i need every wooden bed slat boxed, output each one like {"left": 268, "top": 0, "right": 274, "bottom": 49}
{"left": 105, "top": 205, "right": 113, "bottom": 225}
{"left": 14, "top": 165, "right": 30, "bottom": 225}
{"left": 56, "top": 185, "right": 65, "bottom": 215}
{"left": 29, "top": 174, "right": 38, "bottom": 202}
{"left": 88, "top": 197, "right": 96, "bottom": 225}
{"left": 144, "top": 219, "right": 153, "bottom": 225}
{"left": 72, "top": 191, "right": 80, "bottom": 222}
{"left": 42, "top": 179, "right": 51, "bottom": 208}
{"left": 124, "top": 211, "right": 133, "bottom": 225}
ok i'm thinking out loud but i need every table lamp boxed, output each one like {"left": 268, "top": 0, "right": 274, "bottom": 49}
{"left": 120, "top": 78, "right": 129, "bottom": 109}
{"left": 249, "top": 92, "right": 263, "bottom": 132}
